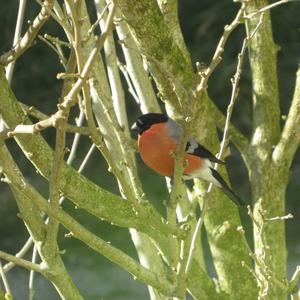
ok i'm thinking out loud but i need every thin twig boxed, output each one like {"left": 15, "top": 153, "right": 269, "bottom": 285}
{"left": 0, "top": 260, "right": 12, "bottom": 297}
{"left": 21, "top": 102, "right": 91, "bottom": 135}
{"left": 28, "top": 246, "right": 38, "bottom": 300}
{"left": 78, "top": 144, "right": 96, "bottom": 173}
{"left": 3, "top": 121, "right": 91, "bottom": 137}
{"left": 67, "top": 110, "right": 85, "bottom": 165}
{"left": 244, "top": 0, "right": 297, "bottom": 19}
{"left": 3, "top": 237, "right": 33, "bottom": 273}
{"left": 43, "top": 33, "right": 71, "bottom": 48}
{"left": 5, "top": 0, "right": 27, "bottom": 82}
{"left": 291, "top": 290, "right": 300, "bottom": 300}
{"left": 52, "top": 1, "right": 73, "bottom": 39}
{"left": 216, "top": 12, "right": 264, "bottom": 163}
{"left": 266, "top": 213, "right": 293, "bottom": 222}
{"left": 4, "top": 0, "right": 118, "bottom": 137}
{"left": 289, "top": 266, "right": 300, "bottom": 294}
{"left": 0, "top": 251, "right": 42, "bottom": 273}
{"left": 118, "top": 62, "right": 140, "bottom": 104}
{"left": 195, "top": 6, "right": 245, "bottom": 93}
{"left": 34, "top": 0, "right": 71, "bottom": 36}
{"left": 38, "top": 34, "right": 68, "bottom": 67}
{"left": 88, "top": 1, "right": 110, "bottom": 36}
{"left": 0, "top": 0, "right": 56, "bottom": 66}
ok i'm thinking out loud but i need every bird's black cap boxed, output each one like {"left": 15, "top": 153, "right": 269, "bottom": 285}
{"left": 131, "top": 113, "right": 168, "bottom": 134}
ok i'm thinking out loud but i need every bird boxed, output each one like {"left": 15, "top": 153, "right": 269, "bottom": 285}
{"left": 131, "top": 112, "right": 243, "bottom": 206}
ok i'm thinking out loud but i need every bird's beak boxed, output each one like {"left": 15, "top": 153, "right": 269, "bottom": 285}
{"left": 131, "top": 122, "right": 139, "bottom": 131}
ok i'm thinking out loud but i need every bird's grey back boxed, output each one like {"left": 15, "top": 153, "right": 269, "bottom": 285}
{"left": 166, "top": 118, "right": 183, "bottom": 143}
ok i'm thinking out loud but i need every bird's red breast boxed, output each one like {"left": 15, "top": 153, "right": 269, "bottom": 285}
{"left": 138, "top": 123, "right": 203, "bottom": 177}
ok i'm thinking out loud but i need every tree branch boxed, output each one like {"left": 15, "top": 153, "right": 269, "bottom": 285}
{"left": 245, "top": 1, "right": 288, "bottom": 298}
{"left": 0, "top": 260, "right": 12, "bottom": 298}
{"left": 244, "top": 0, "right": 296, "bottom": 19}
{"left": 212, "top": 101, "right": 250, "bottom": 160}
{"left": 116, "top": 15, "right": 160, "bottom": 113}
{"left": 0, "top": 66, "right": 184, "bottom": 242}
{"left": 0, "top": 144, "right": 177, "bottom": 297}
{"left": 3, "top": 237, "right": 33, "bottom": 273}
{"left": 118, "top": 0, "right": 195, "bottom": 113}
{"left": 290, "top": 266, "right": 300, "bottom": 295}
{"left": 0, "top": 143, "right": 83, "bottom": 299}
{"left": 0, "top": 0, "right": 55, "bottom": 66}
{"left": 5, "top": 0, "right": 27, "bottom": 82}
{"left": 273, "top": 67, "right": 300, "bottom": 168}
{"left": 0, "top": 250, "right": 42, "bottom": 274}
{"left": 157, "top": 0, "right": 191, "bottom": 64}
{"left": 44, "top": 108, "right": 68, "bottom": 258}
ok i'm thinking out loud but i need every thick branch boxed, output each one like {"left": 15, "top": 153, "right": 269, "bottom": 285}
{"left": 157, "top": 0, "right": 191, "bottom": 64}
{"left": 246, "top": 1, "right": 287, "bottom": 299}
{"left": 273, "top": 67, "right": 300, "bottom": 168}
{"left": 118, "top": 0, "right": 195, "bottom": 113}
{"left": 0, "top": 145, "right": 177, "bottom": 297}
{"left": 246, "top": 2, "right": 281, "bottom": 154}
{"left": 0, "top": 144, "right": 83, "bottom": 299}
{"left": 116, "top": 14, "right": 160, "bottom": 113}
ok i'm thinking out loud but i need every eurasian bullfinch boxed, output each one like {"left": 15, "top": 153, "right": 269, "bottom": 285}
{"left": 131, "top": 113, "right": 243, "bottom": 206}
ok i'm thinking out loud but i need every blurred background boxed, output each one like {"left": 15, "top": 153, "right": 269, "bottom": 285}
{"left": 0, "top": 0, "right": 299, "bottom": 299}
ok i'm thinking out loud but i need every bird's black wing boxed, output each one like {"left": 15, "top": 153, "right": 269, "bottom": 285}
{"left": 185, "top": 140, "right": 225, "bottom": 165}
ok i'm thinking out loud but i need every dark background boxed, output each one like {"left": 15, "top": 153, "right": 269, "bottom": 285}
{"left": 0, "top": 1, "right": 299, "bottom": 299}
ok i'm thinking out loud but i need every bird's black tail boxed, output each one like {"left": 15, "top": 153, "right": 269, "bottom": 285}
{"left": 210, "top": 168, "right": 244, "bottom": 206}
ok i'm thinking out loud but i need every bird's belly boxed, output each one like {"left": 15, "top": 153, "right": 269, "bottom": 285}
{"left": 183, "top": 154, "right": 204, "bottom": 176}
{"left": 138, "top": 133, "right": 203, "bottom": 178}
{"left": 139, "top": 137, "right": 176, "bottom": 177}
